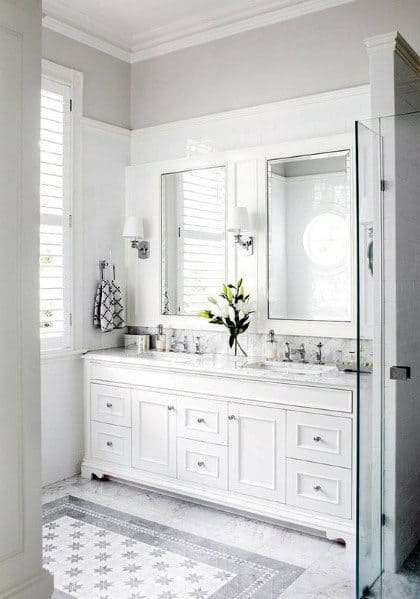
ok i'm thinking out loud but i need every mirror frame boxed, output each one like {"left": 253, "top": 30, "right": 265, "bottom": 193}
{"left": 256, "top": 134, "right": 357, "bottom": 339}
{"left": 160, "top": 164, "right": 228, "bottom": 318}
{"left": 266, "top": 149, "right": 353, "bottom": 324}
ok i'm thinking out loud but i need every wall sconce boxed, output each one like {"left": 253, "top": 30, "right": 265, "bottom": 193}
{"left": 227, "top": 206, "right": 254, "bottom": 255}
{"left": 123, "top": 216, "right": 150, "bottom": 259}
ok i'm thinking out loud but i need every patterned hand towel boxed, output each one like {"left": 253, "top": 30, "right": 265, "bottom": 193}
{"left": 93, "top": 281, "right": 102, "bottom": 326}
{"left": 99, "top": 280, "right": 115, "bottom": 332}
{"left": 111, "top": 281, "right": 125, "bottom": 329}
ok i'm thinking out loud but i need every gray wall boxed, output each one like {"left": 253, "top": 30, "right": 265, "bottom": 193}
{"left": 130, "top": 0, "right": 420, "bottom": 128}
{"left": 43, "top": 28, "right": 130, "bottom": 128}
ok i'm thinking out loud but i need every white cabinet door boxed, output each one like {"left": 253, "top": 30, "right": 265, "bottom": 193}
{"left": 228, "top": 403, "right": 286, "bottom": 502}
{"left": 132, "top": 389, "right": 177, "bottom": 477}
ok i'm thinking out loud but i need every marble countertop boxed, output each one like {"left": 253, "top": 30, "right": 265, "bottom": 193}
{"left": 84, "top": 347, "right": 369, "bottom": 391}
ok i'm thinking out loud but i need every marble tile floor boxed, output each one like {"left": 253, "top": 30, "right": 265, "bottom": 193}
{"left": 370, "top": 542, "right": 420, "bottom": 599}
{"left": 43, "top": 475, "right": 355, "bottom": 598}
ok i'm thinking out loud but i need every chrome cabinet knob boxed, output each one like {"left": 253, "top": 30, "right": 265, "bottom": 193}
{"left": 313, "top": 484, "right": 322, "bottom": 492}
{"left": 228, "top": 415, "right": 236, "bottom": 420}
{"left": 197, "top": 461, "right": 205, "bottom": 467}
{"left": 106, "top": 441, "right": 113, "bottom": 447}
{"left": 168, "top": 405, "right": 175, "bottom": 411}
{"left": 313, "top": 435, "right": 322, "bottom": 442}
{"left": 197, "top": 417, "right": 205, "bottom": 423}
{"left": 106, "top": 402, "right": 113, "bottom": 408}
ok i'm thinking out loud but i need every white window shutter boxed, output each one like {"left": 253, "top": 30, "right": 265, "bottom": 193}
{"left": 40, "top": 77, "right": 72, "bottom": 351}
{"left": 178, "top": 167, "right": 226, "bottom": 314}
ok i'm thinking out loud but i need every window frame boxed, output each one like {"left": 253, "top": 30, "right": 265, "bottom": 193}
{"left": 40, "top": 60, "right": 83, "bottom": 357}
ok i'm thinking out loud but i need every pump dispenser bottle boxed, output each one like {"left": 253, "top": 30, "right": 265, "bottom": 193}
{"left": 156, "top": 324, "right": 167, "bottom": 352}
{"left": 265, "top": 330, "right": 278, "bottom": 361}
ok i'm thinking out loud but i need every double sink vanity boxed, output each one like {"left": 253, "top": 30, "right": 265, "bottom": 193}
{"left": 82, "top": 348, "right": 358, "bottom": 545}
{"left": 81, "top": 137, "right": 371, "bottom": 547}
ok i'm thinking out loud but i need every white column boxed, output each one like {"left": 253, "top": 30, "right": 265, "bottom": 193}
{"left": 365, "top": 31, "right": 420, "bottom": 573}
{"left": 0, "top": 0, "right": 53, "bottom": 596}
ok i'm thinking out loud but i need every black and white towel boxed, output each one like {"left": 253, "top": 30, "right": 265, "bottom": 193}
{"left": 111, "top": 280, "right": 125, "bottom": 329}
{"left": 93, "top": 279, "right": 125, "bottom": 332}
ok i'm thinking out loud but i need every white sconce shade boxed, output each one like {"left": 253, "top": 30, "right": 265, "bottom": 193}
{"left": 123, "top": 216, "right": 144, "bottom": 240}
{"left": 227, "top": 206, "right": 254, "bottom": 255}
{"left": 227, "top": 206, "right": 249, "bottom": 232}
{"left": 123, "top": 216, "right": 150, "bottom": 259}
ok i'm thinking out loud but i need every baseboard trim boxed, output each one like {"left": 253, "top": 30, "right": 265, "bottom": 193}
{"left": 0, "top": 569, "right": 53, "bottom": 599}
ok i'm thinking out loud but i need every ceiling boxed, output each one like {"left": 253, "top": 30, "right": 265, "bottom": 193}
{"left": 42, "top": 0, "right": 354, "bottom": 63}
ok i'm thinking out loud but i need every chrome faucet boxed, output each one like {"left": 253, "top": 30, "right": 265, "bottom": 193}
{"left": 169, "top": 332, "right": 177, "bottom": 352}
{"left": 283, "top": 342, "right": 292, "bottom": 362}
{"left": 195, "top": 336, "right": 203, "bottom": 355}
{"left": 182, "top": 335, "right": 189, "bottom": 353}
{"left": 316, "top": 342, "right": 324, "bottom": 365}
{"left": 298, "top": 343, "right": 308, "bottom": 363}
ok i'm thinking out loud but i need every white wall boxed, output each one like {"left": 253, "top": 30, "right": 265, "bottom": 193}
{"left": 43, "top": 28, "right": 130, "bottom": 128}
{"left": 130, "top": 0, "right": 420, "bottom": 128}
{"left": 41, "top": 119, "right": 130, "bottom": 486}
{"left": 41, "top": 356, "right": 84, "bottom": 485}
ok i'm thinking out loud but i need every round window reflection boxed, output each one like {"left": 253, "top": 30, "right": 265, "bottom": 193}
{"left": 303, "top": 212, "right": 347, "bottom": 269}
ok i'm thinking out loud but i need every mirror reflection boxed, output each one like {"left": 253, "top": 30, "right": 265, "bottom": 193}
{"left": 267, "top": 150, "right": 352, "bottom": 321}
{"left": 161, "top": 166, "right": 226, "bottom": 316}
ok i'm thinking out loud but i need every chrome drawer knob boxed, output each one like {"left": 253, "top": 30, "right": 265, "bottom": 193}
{"left": 106, "top": 441, "right": 113, "bottom": 447}
{"left": 313, "top": 436, "right": 322, "bottom": 442}
{"left": 313, "top": 484, "right": 322, "bottom": 492}
{"left": 106, "top": 402, "right": 113, "bottom": 408}
{"left": 197, "top": 417, "right": 205, "bottom": 423}
{"left": 228, "top": 415, "right": 236, "bottom": 420}
{"left": 197, "top": 461, "right": 205, "bottom": 467}
{"left": 168, "top": 405, "right": 175, "bottom": 411}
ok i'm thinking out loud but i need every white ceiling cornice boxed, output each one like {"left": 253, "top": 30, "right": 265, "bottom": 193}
{"left": 43, "top": 0, "right": 356, "bottom": 64}
{"left": 42, "top": 15, "right": 132, "bottom": 62}
{"left": 365, "top": 31, "right": 420, "bottom": 75}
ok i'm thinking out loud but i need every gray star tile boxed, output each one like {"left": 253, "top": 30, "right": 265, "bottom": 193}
{"left": 125, "top": 577, "right": 144, "bottom": 589}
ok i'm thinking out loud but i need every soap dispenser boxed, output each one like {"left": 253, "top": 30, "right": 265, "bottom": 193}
{"left": 265, "top": 330, "right": 278, "bottom": 361}
{"left": 156, "top": 324, "right": 167, "bottom": 352}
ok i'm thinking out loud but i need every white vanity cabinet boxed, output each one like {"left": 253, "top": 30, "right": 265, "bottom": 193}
{"left": 82, "top": 352, "right": 356, "bottom": 544}
{"left": 131, "top": 389, "right": 177, "bottom": 477}
{"left": 228, "top": 404, "right": 286, "bottom": 502}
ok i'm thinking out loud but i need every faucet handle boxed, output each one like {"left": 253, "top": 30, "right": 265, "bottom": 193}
{"left": 195, "top": 336, "right": 203, "bottom": 355}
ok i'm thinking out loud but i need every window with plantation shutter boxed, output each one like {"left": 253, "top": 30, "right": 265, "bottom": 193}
{"left": 179, "top": 167, "right": 226, "bottom": 314}
{"left": 40, "top": 76, "right": 72, "bottom": 351}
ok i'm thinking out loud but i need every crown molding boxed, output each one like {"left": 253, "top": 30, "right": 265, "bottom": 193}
{"left": 130, "top": 0, "right": 355, "bottom": 62}
{"left": 132, "top": 84, "right": 370, "bottom": 135}
{"left": 365, "top": 31, "right": 420, "bottom": 75}
{"left": 43, "top": 0, "right": 355, "bottom": 64}
{"left": 42, "top": 15, "right": 131, "bottom": 63}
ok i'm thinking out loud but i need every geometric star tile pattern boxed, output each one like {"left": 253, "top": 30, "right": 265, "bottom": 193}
{"left": 44, "top": 516, "right": 234, "bottom": 599}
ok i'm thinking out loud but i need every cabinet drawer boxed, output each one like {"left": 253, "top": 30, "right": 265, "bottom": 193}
{"left": 177, "top": 396, "right": 227, "bottom": 445}
{"left": 287, "top": 412, "right": 352, "bottom": 468}
{"left": 287, "top": 459, "right": 351, "bottom": 519}
{"left": 91, "top": 422, "right": 131, "bottom": 466}
{"left": 91, "top": 383, "right": 131, "bottom": 427}
{"left": 177, "top": 439, "right": 227, "bottom": 490}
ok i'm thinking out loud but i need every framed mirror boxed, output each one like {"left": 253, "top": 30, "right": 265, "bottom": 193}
{"left": 267, "top": 150, "right": 352, "bottom": 322}
{"left": 161, "top": 165, "right": 227, "bottom": 316}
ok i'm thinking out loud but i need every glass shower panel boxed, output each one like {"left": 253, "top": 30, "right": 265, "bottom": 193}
{"left": 355, "top": 119, "right": 383, "bottom": 598}
{"left": 356, "top": 111, "right": 420, "bottom": 598}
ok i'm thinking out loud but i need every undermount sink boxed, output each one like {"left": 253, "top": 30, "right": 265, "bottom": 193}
{"left": 243, "top": 361, "right": 337, "bottom": 375}
{"left": 137, "top": 351, "right": 196, "bottom": 364}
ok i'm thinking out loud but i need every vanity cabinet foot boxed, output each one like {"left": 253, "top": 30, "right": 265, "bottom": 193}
{"left": 81, "top": 464, "right": 106, "bottom": 480}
